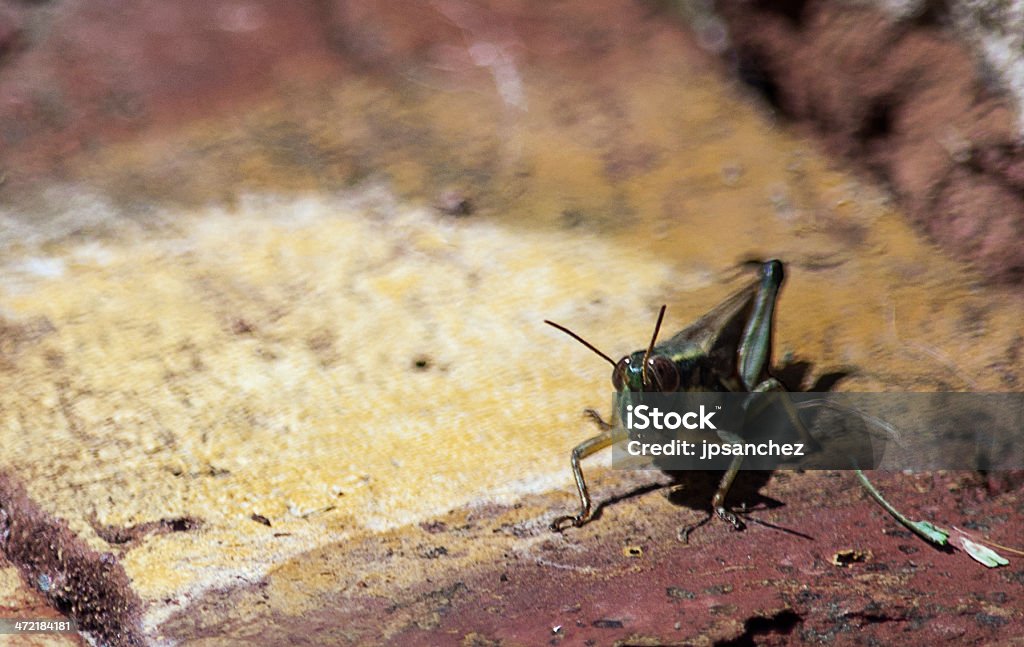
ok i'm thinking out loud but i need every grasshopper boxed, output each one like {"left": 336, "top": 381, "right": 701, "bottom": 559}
{"left": 546, "top": 259, "right": 817, "bottom": 533}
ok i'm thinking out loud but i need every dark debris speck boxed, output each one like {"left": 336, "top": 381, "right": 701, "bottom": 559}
{"left": 422, "top": 546, "right": 449, "bottom": 559}
{"left": 975, "top": 612, "right": 1008, "bottom": 629}
{"left": 666, "top": 586, "right": 695, "bottom": 600}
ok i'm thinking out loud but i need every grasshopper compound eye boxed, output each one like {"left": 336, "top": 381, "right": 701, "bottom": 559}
{"left": 645, "top": 355, "right": 680, "bottom": 392}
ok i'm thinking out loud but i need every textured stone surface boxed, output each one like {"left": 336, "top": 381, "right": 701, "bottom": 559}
{"left": 0, "top": 1, "right": 1022, "bottom": 645}
{"left": 715, "top": 0, "right": 1024, "bottom": 281}
{"left": 858, "top": 0, "right": 1024, "bottom": 135}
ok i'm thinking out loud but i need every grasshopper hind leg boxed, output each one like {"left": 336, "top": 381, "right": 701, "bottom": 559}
{"left": 551, "top": 410, "right": 626, "bottom": 531}
{"left": 677, "top": 455, "right": 747, "bottom": 542}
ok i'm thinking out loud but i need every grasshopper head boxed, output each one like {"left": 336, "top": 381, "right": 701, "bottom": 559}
{"left": 544, "top": 305, "right": 679, "bottom": 391}
{"left": 545, "top": 304, "right": 681, "bottom": 394}
{"left": 612, "top": 352, "right": 680, "bottom": 392}
{"left": 611, "top": 304, "right": 680, "bottom": 392}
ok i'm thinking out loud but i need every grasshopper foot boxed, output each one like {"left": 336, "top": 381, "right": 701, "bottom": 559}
{"left": 677, "top": 507, "right": 746, "bottom": 543}
{"left": 715, "top": 506, "right": 746, "bottom": 531}
{"left": 677, "top": 513, "right": 711, "bottom": 543}
{"left": 582, "top": 408, "right": 612, "bottom": 431}
{"left": 550, "top": 514, "right": 589, "bottom": 532}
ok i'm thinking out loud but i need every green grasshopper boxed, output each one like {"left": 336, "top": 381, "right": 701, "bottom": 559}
{"left": 546, "top": 259, "right": 817, "bottom": 533}
{"left": 545, "top": 262, "right": 970, "bottom": 556}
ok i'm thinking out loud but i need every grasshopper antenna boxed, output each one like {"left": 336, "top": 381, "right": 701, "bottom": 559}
{"left": 641, "top": 305, "right": 667, "bottom": 386}
{"left": 544, "top": 320, "right": 617, "bottom": 368}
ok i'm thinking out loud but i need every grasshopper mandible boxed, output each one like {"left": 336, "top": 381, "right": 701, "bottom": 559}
{"left": 546, "top": 259, "right": 817, "bottom": 533}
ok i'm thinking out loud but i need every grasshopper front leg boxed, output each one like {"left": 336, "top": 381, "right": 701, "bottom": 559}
{"left": 550, "top": 410, "right": 628, "bottom": 531}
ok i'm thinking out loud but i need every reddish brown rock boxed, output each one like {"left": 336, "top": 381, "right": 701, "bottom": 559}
{"left": 720, "top": 0, "right": 1024, "bottom": 282}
